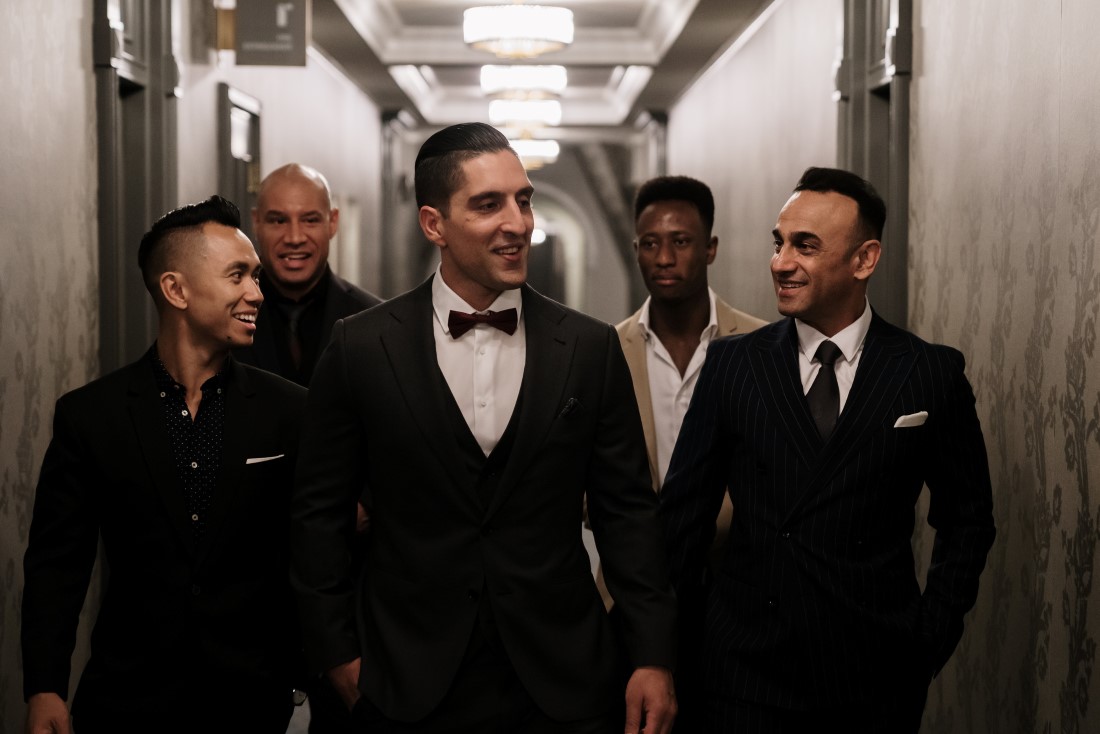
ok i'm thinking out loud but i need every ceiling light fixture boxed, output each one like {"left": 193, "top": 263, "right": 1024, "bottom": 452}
{"left": 489, "top": 99, "right": 562, "bottom": 126}
{"left": 509, "top": 138, "right": 561, "bottom": 169}
{"left": 481, "top": 65, "right": 568, "bottom": 96}
{"left": 464, "top": 4, "right": 574, "bottom": 59}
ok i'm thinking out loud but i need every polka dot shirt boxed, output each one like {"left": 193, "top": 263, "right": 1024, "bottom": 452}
{"left": 152, "top": 352, "right": 227, "bottom": 539}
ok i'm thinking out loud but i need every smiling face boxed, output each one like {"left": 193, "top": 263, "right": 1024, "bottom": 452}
{"left": 419, "top": 149, "right": 533, "bottom": 310}
{"left": 252, "top": 169, "right": 337, "bottom": 299}
{"left": 770, "top": 190, "right": 879, "bottom": 336}
{"left": 634, "top": 199, "right": 717, "bottom": 305}
{"left": 182, "top": 223, "right": 264, "bottom": 349}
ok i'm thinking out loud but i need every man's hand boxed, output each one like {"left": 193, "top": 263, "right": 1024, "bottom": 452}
{"left": 327, "top": 657, "right": 363, "bottom": 711}
{"left": 355, "top": 502, "right": 371, "bottom": 534}
{"left": 624, "top": 666, "right": 677, "bottom": 734}
{"left": 25, "top": 692, "right": 71, "bottom": 734}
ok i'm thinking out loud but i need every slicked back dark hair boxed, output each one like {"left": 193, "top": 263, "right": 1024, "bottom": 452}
{"left": 137, "top": 195, "right": 242, "bottom": 298}
{"left": 794, "top": 167, "right": 886, "bottom": 242}
{"left": 414, "top": 122, "right": 515, "bottom": 213}
{"left": 633, "top": 175, "right": 715, "bottom": 234}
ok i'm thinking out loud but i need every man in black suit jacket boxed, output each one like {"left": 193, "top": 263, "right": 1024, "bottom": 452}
{"left": 235, "top": 163, "right": 381, "bottom": 387}
{"left": 22, "top": 196, "right": 306, "bottom": 734}
{"left": 235, "top": 163, "right": 380, "bottom": 734}
{"left": 660, "top": 168, "right": 996, "bottom": 733}
{"left": 291, "top": 123, "right": 677, "bottom": 734}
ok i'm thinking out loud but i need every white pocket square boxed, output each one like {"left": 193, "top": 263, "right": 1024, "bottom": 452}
{"left": 893, "top": 411, "right": 928, "bottom": 428}
{"left": 246, "top": 454, "right": 285, "bottom": 465}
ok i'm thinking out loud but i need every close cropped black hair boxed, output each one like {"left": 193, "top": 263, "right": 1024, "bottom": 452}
{"left": 794, "top": 167, "right": 886, "bottom": 242}
{"left": 633, "top": 175, "right": 716, "bottom": 233}
{"left": 414, "top": 122, "right": 514, "bottom": 211}
{"left": 137, "top": 195, "right": 241, "bottom": 274}
{"left": 136, "top": 195, "right": 241, "bottom": 296}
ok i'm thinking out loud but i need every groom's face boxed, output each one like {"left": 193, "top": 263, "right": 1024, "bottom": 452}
{"left": 425, "top": 149, "right": 534, "bottom": 311}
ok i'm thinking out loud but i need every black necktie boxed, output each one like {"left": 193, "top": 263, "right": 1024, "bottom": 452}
{"left": 285, "top": 303, "right": 306, "bottom": 370}
{"left": 448, "top": 308, "right": 518, "bottom": 338}
{"left": 807, "top": 340, "right": 842, "bottom": 440}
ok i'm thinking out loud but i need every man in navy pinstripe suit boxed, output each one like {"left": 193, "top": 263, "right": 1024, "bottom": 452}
{"left": 659, "top": 168, "right": 995, "bottom": 733}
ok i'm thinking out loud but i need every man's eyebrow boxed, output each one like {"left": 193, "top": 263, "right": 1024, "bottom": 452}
{"left": 466, "top": 186, "right": 535, "bottom": 204}
{"left": 773, "top": 228, "right": 820, "bottom": 242}
{"left": 225, "top": 259, "right": 254, "bottom": 272}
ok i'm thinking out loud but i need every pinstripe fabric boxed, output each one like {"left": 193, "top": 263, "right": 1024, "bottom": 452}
{"left": 660, "top": 314, "right": 996, "bottom": 715}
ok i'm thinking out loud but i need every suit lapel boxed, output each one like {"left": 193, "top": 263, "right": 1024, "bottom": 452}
{"left": 750, "top": 319, "right": 820, "bottom": 470}
{"left": 486, "top": 287, "right": 575, "bottom": 519}
{"left": 379, "top": 278, "right": 477, "bottom": 498}
{"left": 126, "top": 352, "right": 198, "bottom": 557}
{"left": 785, "top": 314, "right": 918, "bottom": 518}
{"left": 618, "top": 312, "right": 659, "bottom": 489}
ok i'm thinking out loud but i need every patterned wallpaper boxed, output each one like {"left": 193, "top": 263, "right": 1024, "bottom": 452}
{"left": 910, "top": 1, "right": 1100, "bottom": 731}
{"left": 0, "top": 2, "right": 101, "bottom": 731}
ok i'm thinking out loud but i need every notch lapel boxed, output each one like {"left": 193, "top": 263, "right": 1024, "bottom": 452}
{"left": 379, "top": 278, "right": 479, "bottom": 501}
{"left": 618, "top": 312, "right": 659, "bottom": 489}
{"left": 749, "top": 319, "right": 820, "bottom": 471}
{"left": 485, "top": 287, "right": 575, "bottom": 519}
{"left": 784, "top": 314, "right": 917, "bottom": 519}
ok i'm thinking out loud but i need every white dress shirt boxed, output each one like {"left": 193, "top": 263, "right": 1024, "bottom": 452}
{"left": 795, "top": 299, "right": 873, "bottom": 414}
{"left": 639, "top": 288, "right": 719, "bottom": 485}
{"left": 431, "top": 267, "right": 525, "bottom": 456}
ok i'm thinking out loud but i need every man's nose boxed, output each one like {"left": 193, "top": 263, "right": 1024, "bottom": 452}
{"left": 500, "top": 201, "right": 529, "bottom": 235}
{"left": 286, "top": 218, "right": 306, "bottom": 244}
{"left": 246, "top": 276, "right": 264, "bottom": 305}
{"left": 771, "top": 243, "right": 794, "bottom": 272}
{"left": 655, "top": 241, "right": 675, "bottom": 265}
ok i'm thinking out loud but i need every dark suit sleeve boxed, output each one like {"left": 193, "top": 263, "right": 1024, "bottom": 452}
{"left": 21, "top": 397, "right": 101, "bottom": 700}
{"left": 584, "top": 325, "right": 677, "bottom": 670}
{"left": 659, "top": 339, "right": 735, "bottom": 594}
{"left": 290, "top": 320, "right": 365, "bottom": 673}
{"left": 918, "top": 348, "right": 996, "bottom": 675}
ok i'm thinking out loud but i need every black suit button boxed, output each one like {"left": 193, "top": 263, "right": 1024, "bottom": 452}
{"left": 466, "top": 589, "right": 479, "bottom": 601}
{"left": 191, "top": 584, "right": 202, "bottom": 596}
{"left": 766, "top": 598, "right": 777, "bottom": 610}
{"left": 482, "top": 526, "right": 495, "bottom": 537}
{"left": 781, "top": 532, "right": 791, "bottom": 540}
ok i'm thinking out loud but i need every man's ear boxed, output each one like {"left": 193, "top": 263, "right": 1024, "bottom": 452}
{"left": 160, "top": 271, "right": 188, "bottom": 310}
{"left": 419, "top": 205, "right": 447, "bottom": 249}
{"left": 328, "top": 207, "right": 340, "bottom": 238}
{"left": 852, "top": 239, "right": 881, "bottom": 281}
{"left": 706, "top": 235, "right": 718, "bottom": 265}
{"left": 251, "top": 207, "right": 260, "bottom": 234}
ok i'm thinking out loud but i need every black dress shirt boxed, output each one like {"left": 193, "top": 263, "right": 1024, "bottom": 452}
{"left": 152, "top": 350, "right": 226, "bottom": 539}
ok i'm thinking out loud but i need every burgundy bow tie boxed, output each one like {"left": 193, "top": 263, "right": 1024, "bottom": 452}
{"left": 447, "top": 308, "right": 518, "bottom": 338}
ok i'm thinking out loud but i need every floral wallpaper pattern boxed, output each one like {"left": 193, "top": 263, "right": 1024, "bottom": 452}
{"left": 911, "top": 1, "right": 1100, "bottom": 731}
{"left": 0, "top": 2, "right": 100, "bottom": 731}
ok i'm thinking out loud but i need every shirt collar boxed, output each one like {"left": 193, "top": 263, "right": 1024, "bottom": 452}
{"left": 431, "top": 264, "right": 524, "bottom": 336}
{"left": 795, "top": 298, "right": 872, "bottom": 364}
{"left": 150, "top": 343, "right": 228, "bottom": 394}
{"left": 637, "top": 287, "right": 719, "bottom": 342}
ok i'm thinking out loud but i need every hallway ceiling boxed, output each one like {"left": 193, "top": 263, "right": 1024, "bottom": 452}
{"left": 313, "top": 0, "right": 771, "bottom": 138}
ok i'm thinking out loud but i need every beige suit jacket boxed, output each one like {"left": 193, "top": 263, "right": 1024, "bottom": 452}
{"left": 595, "top": 296, "right": 768, "bottom": 608}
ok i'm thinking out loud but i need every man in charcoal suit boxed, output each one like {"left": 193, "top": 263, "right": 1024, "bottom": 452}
{"left": 235, "top": 163, "right": 381, "bottom": 734}
{"left": 660, "top": 167, "right": 996, "bottom": 733}
{"left": 291, "top": 122, "right": 677, "bottom": 734}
